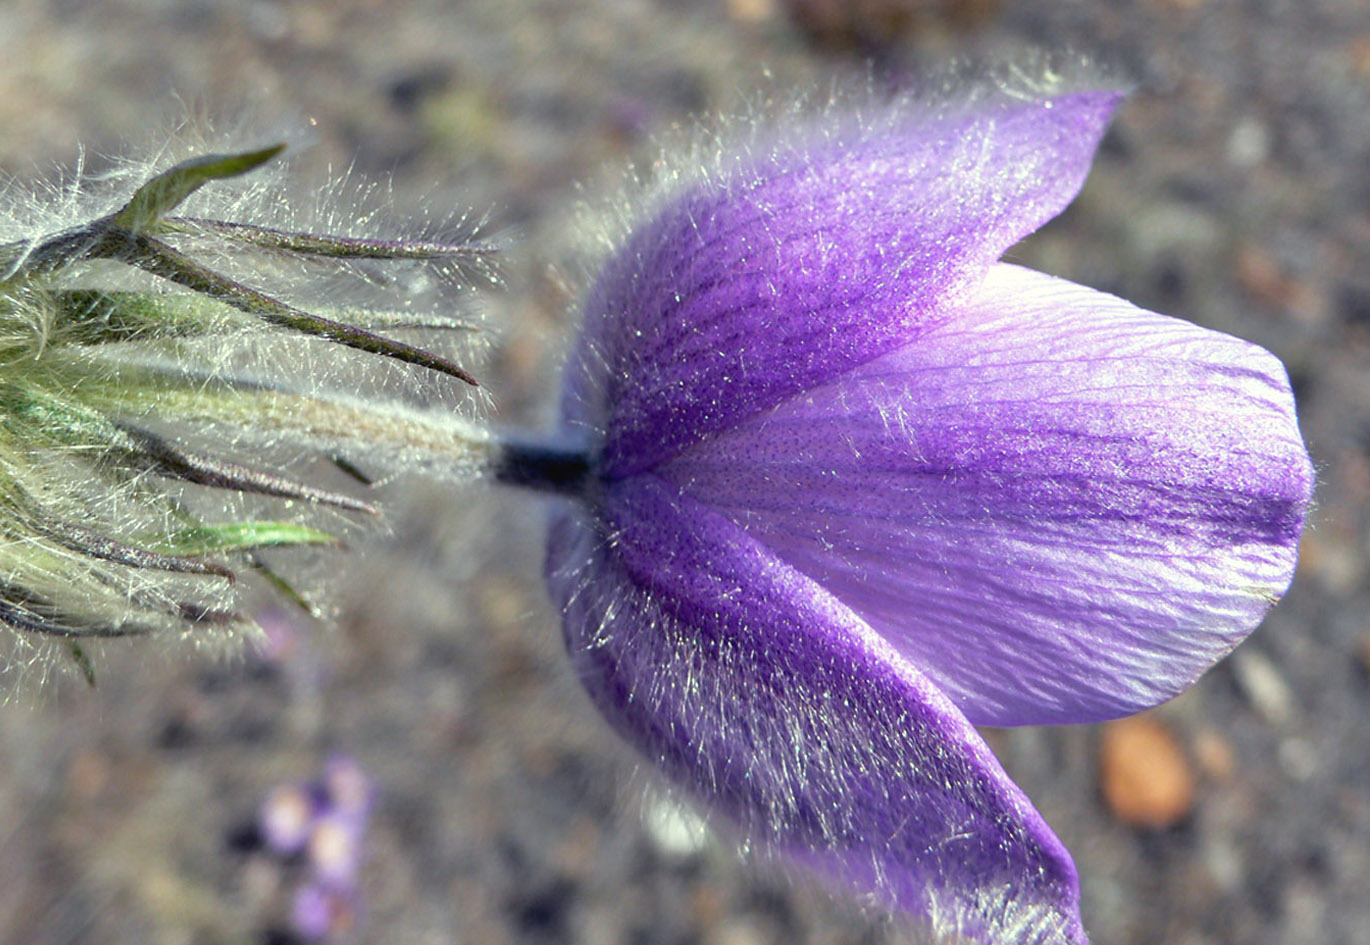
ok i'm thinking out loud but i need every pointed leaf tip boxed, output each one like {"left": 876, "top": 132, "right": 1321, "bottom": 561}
{"left": 68, "top": 644, "right": 98, "bottom": 687}
{"left": 113, "top": 144, "right": 287, "bottom": 231}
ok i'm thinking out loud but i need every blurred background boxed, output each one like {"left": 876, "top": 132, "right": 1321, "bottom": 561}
{"left": 0, "top": 1, "right": 1367, "bottom": 943}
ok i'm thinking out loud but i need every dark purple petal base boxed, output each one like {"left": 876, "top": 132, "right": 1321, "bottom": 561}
{"left": 548, "top": 475, "right": 1086, "bottom": 944}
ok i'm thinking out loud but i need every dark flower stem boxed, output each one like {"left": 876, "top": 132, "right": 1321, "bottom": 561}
{"left": 492, "top": 435, "right": 594, "bottom": 497}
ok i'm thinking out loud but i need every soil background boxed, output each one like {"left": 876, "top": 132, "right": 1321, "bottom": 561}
{"left": 0, "top": 2, "right": 1367, "bottom": 944}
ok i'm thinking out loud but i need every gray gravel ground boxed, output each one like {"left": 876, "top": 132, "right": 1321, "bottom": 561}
{"left": 1, "top": 2, "right": 1367, "bottom": 944}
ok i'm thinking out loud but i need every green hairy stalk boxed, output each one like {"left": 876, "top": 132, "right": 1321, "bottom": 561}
{"left": 0, "top": 144, "right": 492, "bottom": 680}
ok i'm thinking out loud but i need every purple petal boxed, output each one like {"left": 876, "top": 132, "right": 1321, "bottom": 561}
{"left": 308, "top": 811, "right": 365, "bottom": 887}
{"left": 322, "top": 755, "right": 375, "bottom": 819}
{"left": 259, "top": 783, "right": 318, "bottom": 857}
{"left": 659, "top": 264, "right": 1314, "bottom": 726}
{"left": 291, "top": 882, "right": 335, "bottom": 941}
{"left": 562, "top": 88, "right": 1123, "bottom": 477}
{"left": 292, "top": 881, "right": 358, "bottom": 940}
{"left": 547, "top": 474, "right": 1085, "bottom": 944}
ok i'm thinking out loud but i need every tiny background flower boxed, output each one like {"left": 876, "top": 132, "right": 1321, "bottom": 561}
{"left": 254, "top": 755, "right": 374, "bottom": 941}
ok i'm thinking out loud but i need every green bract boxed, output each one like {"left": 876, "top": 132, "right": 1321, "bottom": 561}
{"left": 0, "top": 145, "right": 491, "bottom": 676}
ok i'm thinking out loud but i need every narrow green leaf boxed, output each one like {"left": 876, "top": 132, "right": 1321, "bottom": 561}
{"left": 112, "top": 145, "right": 285, "bottom": 231}
{"left": 250, "top": 553, "right": 323, "bottom": 620}
{"left": 52, "top": 289, "right": 244, "bottom": 343}
{"left": 68, "top": 644, "right": 97, "bottom": 687}
{"left": 0, "top": 379, "right": 132, "bottom": 452}
{"left": 0, "top": 584, "right": 151, "bottom": 638}
{"left": 115, "top": 422, "right": 380, "bottom": 514}
{"left": 169, "top": 218, "right": 499, "bottom": 261}
{"left": 35, "top": 514, "right": 237, "bottom": 582}
{"left": 120, "top": 233, "right": 480, "bottom": 385}
{"left": 154, "top": 521, "right": 339, "bottom": 556}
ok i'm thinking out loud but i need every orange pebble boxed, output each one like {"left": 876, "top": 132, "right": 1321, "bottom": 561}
{"left": 1099, "top": 715, "right": 1196, "bottom": 829}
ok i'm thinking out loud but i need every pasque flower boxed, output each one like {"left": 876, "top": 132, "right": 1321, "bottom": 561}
{"left": 504, "top": 80, "right": 1314, "bottom": 942}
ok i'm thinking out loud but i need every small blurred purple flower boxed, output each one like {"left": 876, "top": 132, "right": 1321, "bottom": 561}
{"left": 257, "top": 756, "right": 374, "bottom": 940}
{"left": 518, "top": 77, "right": 1314, "bottom": 943}
{"left": 322, "top": 755, "right": 376, "bottom": 820}
{"left": 292, "top": 881, "right": 359, "bottom": 942}
{"left": 259, "top": 783, "right": 318, "bottom": 857}
{"left": 308, "top": 810, "right": 367, "bottom": 888}
{"left": 291, "top": 882, "right": 334, "bottom": 941}
{"left": 251, "top": 609, "right": 304, "bottom": 665}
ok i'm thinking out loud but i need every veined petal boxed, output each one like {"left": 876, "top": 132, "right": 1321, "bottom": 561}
{"left": 659, "top": 264, "right": 1314, "bottom": 726}
{"left": 564, "top": 89, "right": 1123, "bottom": 477}
{"left": 546, "top": 474, "right": 1084, "bottom": 944}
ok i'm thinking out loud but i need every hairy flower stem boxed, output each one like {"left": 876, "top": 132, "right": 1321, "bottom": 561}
{"left": 111, "top": 385, "right": 494, "bottom": 471}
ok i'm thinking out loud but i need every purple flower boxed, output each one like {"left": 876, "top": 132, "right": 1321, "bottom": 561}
{"left": 321, "top": 755, "right": 376, "bottom": 821}
{"left": 525, "top": 82, "right": 1312, "bottom": 943}
{"left": 307, "top": 811, "right": 366, "bottom": 888}
{"left": 260, "top": 783, "right": 318, "bottom": 857}
{"left": 256, "top": 756, "right": 375, "bottom": 939}
{"left": 292, "top": 880, "right": 359, "bottom": 941}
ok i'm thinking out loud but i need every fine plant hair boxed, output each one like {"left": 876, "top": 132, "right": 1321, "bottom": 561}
{"left": 532, "top": 53, "right": 1299, "bottom": 945}
{"left": 549, "top": 499, "right": 1079, "bottom": 944}
{"left": 1, "top": 58, "right": 1312, "bottom": 945}
{"left": 554, "top": 51, "right": 1125, "bottom": 453}
{"left": 0, "top": 129, "right": 495, "bottom": 689}
{"left": 546, "top": 62, "right": 1114, "bottom": 941}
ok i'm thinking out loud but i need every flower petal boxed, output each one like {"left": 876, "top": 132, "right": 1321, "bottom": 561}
{"left": 659, "top": 264, "right": 1313, "bottom": 726}
{"left": 546, "top": 473, "right": 1085, "bottom": 944}
{"left": 564, "top": 89, "right": 1123, "bottom": 477}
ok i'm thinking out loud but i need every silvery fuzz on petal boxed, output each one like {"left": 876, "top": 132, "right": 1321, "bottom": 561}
{"left": 504, "top": 66, "right": 1314, "bottom": 944}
